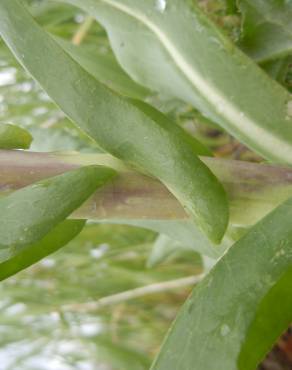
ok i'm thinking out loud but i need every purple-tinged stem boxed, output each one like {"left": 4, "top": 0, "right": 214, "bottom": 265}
{"left": 1, "top": 150, "right": 292, "bottom": 226}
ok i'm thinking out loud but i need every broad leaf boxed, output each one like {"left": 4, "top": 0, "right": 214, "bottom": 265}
{"left": 58, "top": 0, "right": 292, "bottom": 164}
{"left": 0, "top": 165, "right": 115, "bottom": 253}
{"left": 238, "top": 0, "right": 292, "bottom": 62}
{"left": 0, "top": 123, "right": 32, "bottom": 149}
{"left": 0, "top": 0, "right": 228, "bottom": 243}
{"left": 0, "top": 220, "right": 85, "bottom": 281}
{"left": 151, "top": 196, "right": 292, "bottom": 370}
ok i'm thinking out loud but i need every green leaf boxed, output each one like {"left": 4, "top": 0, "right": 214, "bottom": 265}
{"left": 238, "top": 265, "right": 292, "bottom": 369}
{"left": 151, "top": 197, "right": 292, "bottom": 370}
{"left": 146, "top": 234, "right": 194, "bottom": 268}
{"left": 238, "top": 0, "right": 292, "bottom": 62}
{"left": 261, "top": 56, "right": 291, "bottom": 84}
{"left": 225, "top": 0, "right": 238, "bottom": 14}
{"left": 55, "top": 36, "right": 151, "bottom": 99}
{"left": 0, "top": 165, "right": 116, "bottom": 253}
{"left": 0, "top": 0, "right": 228, "bottom": 243}
{"left": 57, "top": 0, "right": 292, "bottom": 165}
{"left": 104, "top": 219, "right": 228, "bottom": 259}
{"left": 0, "top": 123, "right": 32, "bottom": 149}
{"left": 0, "top": 220, "right": 85, "bottom": 281}
{"left": 29, "top": 1, "right": 78, "bottom": 27}
{"left": 93, "top": 337, "right": 151, "bottom": 370}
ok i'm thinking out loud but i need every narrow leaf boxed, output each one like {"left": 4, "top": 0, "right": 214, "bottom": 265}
{"left": 0, "top": 123, "right": 32, "bottom": 149}
{"left": 59, "top": 0, "right": 292, "bottom": 164}
{"left": 238, "top": 265, "right": 292, "bottom": 369}
{"left": 146, "top": 234, "right": 193, "bottom": 268}
{"left": 102, "top": 219, "right": 228, "bottom": 259}
{"left": 0, "top": 0, "right": 228, "bottom": 243}
{"left": 0, "top": 165, "right": 115, "bottom": 253}
{"left": 0, "top": 220, "right": 85, "bottom": 281}
{"left": 238, "top": 0, "right": 292, "bottom": 62}
{"left": 55, "top": 37, "right": 150, "bottom": 99}
{"left": 262, "top": 57, "right": 291, "bottom": 84}
{"left": 151, "top": 197, "right": 292, "bottom": 370}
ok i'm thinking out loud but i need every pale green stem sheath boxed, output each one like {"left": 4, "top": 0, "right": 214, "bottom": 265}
{"left": 0, "top": 0, "right": 229, "bottom": 244}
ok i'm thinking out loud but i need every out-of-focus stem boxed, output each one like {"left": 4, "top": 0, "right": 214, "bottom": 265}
{"left": 1, "top": 150, "right": 292, "bottom": 227}
{"left": 62, "top": 274, "right": 204, "bottom": 313}
{"left": 72, "top": 16, "right": 94, "bottom": 45}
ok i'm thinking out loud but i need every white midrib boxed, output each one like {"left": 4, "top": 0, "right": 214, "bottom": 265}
{"left": 98, "top": 0, "right": 292, "bottom": 163}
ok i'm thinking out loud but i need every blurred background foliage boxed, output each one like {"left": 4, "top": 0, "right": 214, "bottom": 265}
{"left": 0, "top": 0, "right": 291, "bottom": 369}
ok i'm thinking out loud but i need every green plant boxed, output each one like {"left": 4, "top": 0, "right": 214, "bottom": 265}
{"left": 0, "top": 0, "right": 291, "bottom": 369}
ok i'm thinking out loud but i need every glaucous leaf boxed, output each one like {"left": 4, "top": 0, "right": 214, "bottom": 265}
{"left": 55, "top": 37, "right": 151, "bottom": 99}
{"left": 0, "top": 220, "right": 85, "bottom": 281}
{"left": 238, "top": 265, "right": 292, "bottom": 369}
{"left": 58, "top": 0, "right": 292, "bottom": 164}
{"left": 0, "top": 165, "right": 115, "bottom": 253}
{"left": 0, "top": 0, "right": 228, "bottom": 243}
{"left": 146, "top": 234, "right": 194, "bottom": 268}
{"left": 104, "top": 219, "right": 228, "bottom": 259}
{"left": 151, "top": 196, "right": 292, "bottom": 370}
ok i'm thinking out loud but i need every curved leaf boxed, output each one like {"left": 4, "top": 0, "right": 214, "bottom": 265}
{"left": 151, "top": 197, "right": 292, "bottom": 370}
{"left": 238, "top": 0, "right": 292, "bottom": 62}
{"left": 238, "top": 265, "right": 292, "bottom": 369}
{"left": 0, "top": 123, "right": 32, "bottom": 149}
{"left": 55, "top": 36, "right": 151, "bottom": 99}
{"left": 0, "top": 0, "right": 228, "bottom": 243}
{"left": 0, "top": 220, "right": 85, "bottom": 281}
{"left": 59, "top": 0, "right": 292, "bottom": 164}
{"left": 261, "top": 57, "right": 291, "bottom": 84}
{"left": 146, "top": 234, "right": 194, "bottom": 268}
{"left": 0, "top": 165, "right": 115, "bottom": 253}
{"left": 98, "top": 219, "right": 228, "bottom": 259}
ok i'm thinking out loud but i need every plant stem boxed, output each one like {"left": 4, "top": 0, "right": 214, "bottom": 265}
{"left": 72, "top": 16, "right": 94, "bottom": 45}
{"left": 62, "top": 274, "right": 204, "bottom": 312}
{"left": 1, "top": 150, "right": 292, "bottom": 227}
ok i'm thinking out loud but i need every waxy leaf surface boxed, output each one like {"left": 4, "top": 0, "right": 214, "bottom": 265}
{"left": 59, "top": 0, "right": 292, "bottom": 164}
{"left": 152, "top": 197, "right": 292, "bottom": 370}
{"left": 0, "top": 165, "right": 115, "bottom": 253}
{"left": 0, "top": 0, "right": 228, "bottom": 243}
{"left": 0, "top": 220, "right": 85, "bottom": 281}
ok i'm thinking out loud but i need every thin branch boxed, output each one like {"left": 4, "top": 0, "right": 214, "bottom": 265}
{"left": 72, "top": 16, "right": 94, "bottom": 45}
{"left": 62, "top": 274, "right": 204, "bottom": 312}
